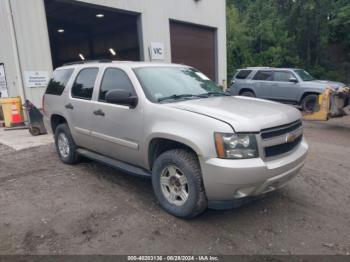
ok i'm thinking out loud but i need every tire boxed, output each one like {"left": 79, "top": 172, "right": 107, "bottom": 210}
{"left": 152, "top": 149, "right": 207, "bottom": 219}
{"left": 301, "top": 94, "right": 318, "bottom": 113}
{"left": 240, "top": 91, "right": 256, "bottom": 97}
{"left": 54, "top": 123, "right": 80, "bottom": 164}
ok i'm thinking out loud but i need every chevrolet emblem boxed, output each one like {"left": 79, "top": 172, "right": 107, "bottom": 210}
{"left": 286, "top": 132, "right": 297, "bottom": 143}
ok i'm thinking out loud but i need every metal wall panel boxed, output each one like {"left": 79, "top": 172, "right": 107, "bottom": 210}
{"left": 0, "top": 0, "right": 22, "bottom": 98}
{"left": 10, "top": 0, "right": 53, "bottom": 106}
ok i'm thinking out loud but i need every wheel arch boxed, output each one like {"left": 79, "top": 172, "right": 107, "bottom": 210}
{"left": 51, "top": 114, "right": 67, "bottom": 133}
{"left": 147, "top": 135, "right": 202, "bottom": 171}
{"left": 299, "top": 91, "right": 321, "bottom": 103}
{"left": 239, "top": 88, "right": 256, "bottom": 96}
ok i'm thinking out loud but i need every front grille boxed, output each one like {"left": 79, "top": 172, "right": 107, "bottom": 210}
{"left": 264, "top": 135, "right": 302, "bottom": 157}
{"left": 261, "top": 120, "right": 302, "bottom": 140}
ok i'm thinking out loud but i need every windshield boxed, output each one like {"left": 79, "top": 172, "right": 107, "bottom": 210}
{"left": 133, "top": 67, "right": 224, "bottom": 103}
{"left": 294, "top": 69, "right": 315, "bottom": 81}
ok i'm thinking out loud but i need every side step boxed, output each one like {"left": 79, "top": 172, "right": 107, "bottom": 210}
{"left": 77, "top": 148, "right": 151, "bottom": 178}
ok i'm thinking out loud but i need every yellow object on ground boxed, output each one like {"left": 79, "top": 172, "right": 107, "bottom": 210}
{"left": 0, "top": 97, "right": 25, "bottom": 128}
{"left": 303, "top": 88, "right": 331, "bottom": 121}
{"left": 303, "top": 87, "right": 349, "bottom": 121}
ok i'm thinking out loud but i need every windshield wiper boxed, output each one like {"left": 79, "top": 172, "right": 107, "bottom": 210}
{"left": 158, "top": 94, "right": 198, "bottom": 102}
{"left": 198, "top": 91, "right": 231, "bottom": 98}
{"left": 158, "top": 92, "right": 230, "bottom": 102}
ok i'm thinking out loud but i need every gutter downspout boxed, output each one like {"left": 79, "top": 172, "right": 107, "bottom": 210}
{"left": 6, "top": 0, "right": 27, "bottom": 101}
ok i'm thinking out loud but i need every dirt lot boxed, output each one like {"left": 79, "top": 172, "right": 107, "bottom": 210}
{"left": 0, "top": 113, "right": 349, "bottom": 255}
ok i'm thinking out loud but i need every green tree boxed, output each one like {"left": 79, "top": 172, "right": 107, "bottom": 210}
{"left": 226, "top": 0, "right": 350, "bottom": 83}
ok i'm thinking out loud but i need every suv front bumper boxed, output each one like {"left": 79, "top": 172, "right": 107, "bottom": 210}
{"left": 200, "top": 138, "right": 308, "bottom": 203}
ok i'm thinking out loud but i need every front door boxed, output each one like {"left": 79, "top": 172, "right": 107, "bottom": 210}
{"left": 90, "top": 67, "right": 144, "bottom": 166}
{"left": 269, "top": 71, "right": 300, "bottom": 101}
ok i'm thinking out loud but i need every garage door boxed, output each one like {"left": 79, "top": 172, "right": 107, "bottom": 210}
{"left": 170, "top": 21, "right": 216, "bottom": 81}
{"left": 44, "top": 0, "right": 140, "bottom": 68}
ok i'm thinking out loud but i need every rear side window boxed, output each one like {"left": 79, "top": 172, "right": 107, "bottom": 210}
{"left": 99, "top": 68, "right": 135, "bottom": 102}
{"left": 236, "top": 70, "right": 252, "bottom": 79}
{"left": 71, "top": 68, "right": 99, "bottom": 100}
{"left": 253, "top": 71, "right": 273, "bottom": 81}
{"left": 45, "top": 69, "right": 74, "bottom": 95}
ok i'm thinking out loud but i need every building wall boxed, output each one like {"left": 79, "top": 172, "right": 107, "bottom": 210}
{"left": 0, "top": 0, "right": 53, "bottom": 106}
{"left": 0, "top": 0, "right": 24, "bottom": 99}
{"left": 0, "top": 0, "right": 227, "bottom": 107}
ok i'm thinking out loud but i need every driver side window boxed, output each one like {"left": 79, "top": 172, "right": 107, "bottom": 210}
{"left": 99, "top": 68, "right": 135, "bottom": 102}
{"left": 273, "top": 71, "right": 295, "bottom": 82}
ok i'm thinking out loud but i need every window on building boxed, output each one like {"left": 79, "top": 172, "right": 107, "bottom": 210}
{"left": 71, "top": 68, "right": 98, "bottom": 100}
{"left": 99, "top": 68, "right": 135, "bottom": 102}
{"left": 45, "top": 69, "right": 74, "bottom": 95}
{"left": 253, "top": 71, "right": 273, "bottom": 81}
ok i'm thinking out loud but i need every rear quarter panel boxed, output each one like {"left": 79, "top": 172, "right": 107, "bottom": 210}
{"left": 230, "top": 79, "right": 256, "bottom": 96}
{"left": 43, "top": 92, "right": 68, "bottom": 134}
{"left": 43, "top": 66, "right": 77, "bottom": 134}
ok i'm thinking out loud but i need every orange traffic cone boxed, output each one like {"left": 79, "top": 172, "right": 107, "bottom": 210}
{"left": 11, "top": 102, "right": 24, "bottom": 127}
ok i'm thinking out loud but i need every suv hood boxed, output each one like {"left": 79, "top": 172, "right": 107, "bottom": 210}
{"left": 166, "top": 96, "right": 301, "bottom": 132}
{"left": 306, "top": 80, "right": 345, "bottom": 90}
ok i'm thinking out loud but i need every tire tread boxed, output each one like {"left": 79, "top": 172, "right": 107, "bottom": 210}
{"left": 152, "top": 149, "right": 207, "bottom": 219}
{"left": 54, "top": 123, "right": 80, "bottom": 164}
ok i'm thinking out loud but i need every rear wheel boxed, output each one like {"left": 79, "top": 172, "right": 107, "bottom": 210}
{"left": 54, "top": 123, "right": 80, "bottom": 164}
{"left": 301, "top": 94, "right": 318, "bottom": 113}
{"left": 152, "top": 149, "right": 207, "bottom": 219}
{"left": 240, "top": 90, "right": 256, "bottom": 97}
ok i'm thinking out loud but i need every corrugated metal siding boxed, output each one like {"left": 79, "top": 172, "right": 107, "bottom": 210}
{"left": 10, "top": 0, "right": 53, "bottom": 106}
{"left": 0, "top": 0, "right": 21, "bottom": 97}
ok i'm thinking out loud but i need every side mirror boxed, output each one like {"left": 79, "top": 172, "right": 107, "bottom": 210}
{"left": 289, "top": 78, "right": 298, "bottom": 84}
{"left": 105, "top": 89, "right": 138, "bottom": 108}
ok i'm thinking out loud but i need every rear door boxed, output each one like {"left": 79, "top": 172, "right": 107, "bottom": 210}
{"left": 90, "top": 66, "right": 144, "bottom": 166}
{"left": 269, "top": 71, "right": 300, "bottom": 101}
{"left": 251, "top": 70, "right": 273, "bottom": 98}
{"left": 66, "top": 67, "right": 99, "bottom": 149}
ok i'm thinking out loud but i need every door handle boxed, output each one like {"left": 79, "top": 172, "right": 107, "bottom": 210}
{"left": 65, "top": 103, "right": 74, "bottom": 110}
{"left": 93, "top": 109, "right": 105, "bottom": 116}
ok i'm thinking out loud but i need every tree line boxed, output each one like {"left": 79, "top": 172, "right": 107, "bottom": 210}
{"left": 226, "top": 0, "right": 350, "bottom": 84}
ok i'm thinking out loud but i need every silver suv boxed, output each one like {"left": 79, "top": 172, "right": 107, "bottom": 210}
{"left": 43, "top": 61, "right": 308, "bottom": 218}
{"left": 229, "top": 67, "right": 348, "bottom": 112}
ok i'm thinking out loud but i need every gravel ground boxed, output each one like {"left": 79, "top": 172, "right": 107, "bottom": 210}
{"left": 0, "top": 113, "right": 349, "bottom": 255}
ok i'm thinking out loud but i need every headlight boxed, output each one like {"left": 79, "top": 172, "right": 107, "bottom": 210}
{"left": 214, "top": 133, "right": 258, "bottom": 159}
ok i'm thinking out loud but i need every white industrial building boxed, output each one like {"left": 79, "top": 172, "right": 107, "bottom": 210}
{"left": 0, "top": 0, "right": 227, "bottom": 107}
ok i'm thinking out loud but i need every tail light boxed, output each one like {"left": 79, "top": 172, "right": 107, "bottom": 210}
{"left": 42, "top": 95, "right": 45, "bottom": 114}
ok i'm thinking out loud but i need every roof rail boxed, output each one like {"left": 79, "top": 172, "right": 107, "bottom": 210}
{"left": 63, "top": 59, "right": 112, "bottom": 66}
{"left": 245, "top": 67, "right": 272, "bottom": 69}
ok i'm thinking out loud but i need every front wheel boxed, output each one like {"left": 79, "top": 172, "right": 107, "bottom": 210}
{"left": 301, "top": 94, "right": 318, "bottom": 113}
{"left": 152, "top": 149, "right": 207, "bottom": 219}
